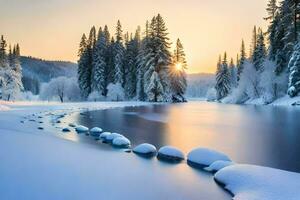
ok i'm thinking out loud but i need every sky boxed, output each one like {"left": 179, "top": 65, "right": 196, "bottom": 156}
{"left": 0, "top": 0, "right": 268, "bottom": 73}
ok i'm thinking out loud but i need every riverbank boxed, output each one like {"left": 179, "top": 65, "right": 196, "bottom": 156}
{"left": 1, "top": 101, "right": 300, "bottom": 200}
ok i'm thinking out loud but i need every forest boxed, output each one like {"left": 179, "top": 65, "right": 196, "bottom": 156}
{"left": 77, "top": 14, "right": 188, "bottom": 102}
{"left": 214, "top": 0, "right": 300, "bottom": 104}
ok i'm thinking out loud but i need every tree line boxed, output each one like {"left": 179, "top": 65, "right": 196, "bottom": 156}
{"left": 0, "top": 35, "right": 23, "bottom": 101}
{"left": 77, "top": 14, "right": 188, "bottom": 102}
{"left": 215, "top": 0, "right": 300, "bottom": 103}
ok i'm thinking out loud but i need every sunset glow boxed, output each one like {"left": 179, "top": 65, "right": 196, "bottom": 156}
{"left": 0, "top": 0, "right": 268, "bottom": 73}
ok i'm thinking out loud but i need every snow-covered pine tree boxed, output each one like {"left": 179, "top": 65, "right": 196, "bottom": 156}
{"left": 124, "top": 27, "right": 141, "bottom": 99}
{"left": 113, "top": 20, "right": 125, "bottom": 87}
{"left": 265, "top": 0, "right": 279, "bottom": 61}
{"left": 275, "top": 0, "right": 300, "bottom": 74}
{"left": 144, "top": 14, "right": 172, "bottom": 102}
{"left": 91, "top": 27, "right": 107, "bottom": 96}
{"left": 287, "top": 44, "right": 300, "bottom": 97}
{"left": 229, "top": 58, "right": 238, "bottom": 88}
{"left": 3, "top": 44, "right": 23, "bottom": 101}
{"left": 237, "top": 40, "right": 247, "bottom": 81}
{"left": 249, "top": 26, "right": 257, "bottom": 59}
{"left": 215, "top": 52, "right": 231, "bottom": 100}
{"left": 169, "top": 38, "right": 187, "bottom": 102}
{"left": 136, "top": 21, "right": 150, "bottom": 101}
{"left": 78, "top": 33, "right": 92, "bottom": 98}
{"left": 253, "top": 28, "right": 267, "bottom": 72}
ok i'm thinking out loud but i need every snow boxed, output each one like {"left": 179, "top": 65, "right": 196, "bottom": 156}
{"left": 187, "top": 148, "right": 231, "bottom": 168}
{"left": 133, "top": 143, "right": 157, "bottom": 156}
{"left": 99, "top": 132, "right": 111, "bottom": 140}
{"left": 215, "top": 164, "right": 300, "bottom": 200}
{"left": 75, "top": 125, "right": 89, "bottom": 133}
{"left": 105, "top": 133, "right": 124, "bottom": 142}
{"left": 0, "top": 104, "right": 10, "bottom": 111}
{"left": 204, "top": 161, "right": 234, "bottom": 173}
{"left": 112, "top": 137, "right": 131, "bottom": 148}
{"left": 157, "top": 146, "right": 185, "bottom": 162}
{"left": 90, "top": 127, "right": 103, "bottom": 133}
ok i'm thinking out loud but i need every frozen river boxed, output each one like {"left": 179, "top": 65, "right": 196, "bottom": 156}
{"left": 71, "top": 101, "right": 300, "bottom": 173}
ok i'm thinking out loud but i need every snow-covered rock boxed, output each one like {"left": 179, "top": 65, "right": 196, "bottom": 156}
{"left": 204, "top": 160, "right": 234, "bottom": 173}
{"left": 62, "top": 127, "right": 71, "bottom": 132}
{"left": 157, "top": 146, "right": 185, "bottom": 162}
{"left": 187, "top": 148, "right": 231, "bottom": 169}
{"left": 112, "top": 137, "right": 131, "bottom": 148}
{"left": 75, "top": 125, "right": 89, "bottom": 133}
{"left": 214, "top": 164, "right": 300, "bottom": 200}
{"left": 90, "top": 127, "right": 103, "bottom": 134}
{"left": 133, "top": 143, "right": 157, "bottom": 156}
{"left": 99, "top": 132, "right": 111, "bottom": 140}
{"left": 105, "top": 133, "right": 124, "bottom": 142}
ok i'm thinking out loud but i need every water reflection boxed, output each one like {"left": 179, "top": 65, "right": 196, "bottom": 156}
{"left": 72, "top": 102, "right": 300, "bottom": 172}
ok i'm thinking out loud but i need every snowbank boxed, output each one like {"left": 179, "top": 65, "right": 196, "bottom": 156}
{"left": 215, "top": 164, "right": 300, "bottom": 200}
{"left": 99, "top": 132, "right": 111, "bottom": 140}
{"left": 112, "top": 137, "right": 131, "bottom": 148}
{"left": 204, "top": 161, "right": 234, "bottom": 173}
{"left": 105, "top": 133, "right": 124, "bottom": 142}
{"left": 0, "top": 104, "right": 10, "bottom": 111}
{"left": 75, "top": 125, "right": 89, "bottom": 133}
{"left": 157, "top": 146, "right": 185, "bottom": 162}
{"left": 133, "top": 143, "right": 157, "bottom": 156}
{"left": 187, "top": 148, "right": 231, "bottom": 169}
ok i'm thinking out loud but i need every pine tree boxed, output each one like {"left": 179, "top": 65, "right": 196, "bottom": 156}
{"left": 0, "top": 35, "right": 8, "bottom": 69}
{"left": 249, "top": 26, "right": 257, "bottom": 59}
{"left": 253, "top": 28, "right": 267, "bottom": 72}
{"left": 113, "top": 20, "right": 125, "bottom": 86}
{"left": 91, "top": 28, "right": 107, "bottom": 95}
{"left": 124, "top": 27, "right": 141, "bottom": 99}
{"left": 78, "top": 32, "right": 92, "bottom": 98}
{"left": 237, "top": 40, "right": 247, "bottom": 81}
{"left": 215, "top": 52, "right": 231, "bottom": 100}
{"left": 287, "top": 43, "right": 300, "bottom": 97}
{"left": 169, "top": 38, "right": 187, "bottom": 102}
{"left": 136, "top": 21, "right": 150, "bottom": 101}
{"left": 229, "top": 58, "right": 238, "bottom": 88}
{"left": 144, "top": 14, "right": 172, "bottom": 102}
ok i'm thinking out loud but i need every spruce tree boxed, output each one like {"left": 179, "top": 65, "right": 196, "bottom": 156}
{"left": 229, "top": 58, "right": 238, "bottom": 88}
{"left": 237, "top": 40, "right": 246, "bottom": 81}
{"left": 169, "top": 38, "right": 187, "bottom": 102}
{"left": 144, "top": 14, "right": 172, "bottom": 102}
{"left": 253, "top": 28, "right": 267, "bottom": 72}
{"left": 91, "top": 28, "right": 107, "bottom": 95}
{"left": 288, "top": 44, "right": 300, "bottom": 97}
{"left": 215, "top": 52, "right": 231, "bottom": 100}
{"left": 249, "top": 26, "right": 257, "bottom": 59}
{"left": 113, "top": 20, "right": 125, "bottom": 86}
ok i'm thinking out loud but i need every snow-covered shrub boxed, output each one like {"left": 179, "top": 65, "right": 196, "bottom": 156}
{"left": 40, "top": 77, "right": 81, "bottom": 102}
{"left": 21, "top": 91, "right": 39, "bottom": 101}
{"left": 87, "top": 91, "right": 105, "bottom": 102}
{"left": 206, "top": 87, "right": 217, "bottom": 101}
{"left": 259, "top": 60, "right": 288, "bottom": 104}
{"left": 106, "top": 83, "right": 125, "bottom": 101}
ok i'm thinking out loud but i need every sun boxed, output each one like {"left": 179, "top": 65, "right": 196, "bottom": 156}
{"left": 175, "top": 63, "right": 182, "bottom": 71}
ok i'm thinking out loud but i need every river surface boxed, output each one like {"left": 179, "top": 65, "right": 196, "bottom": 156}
{"left": 69, "top": 101, "right": 300, "bottom": 173}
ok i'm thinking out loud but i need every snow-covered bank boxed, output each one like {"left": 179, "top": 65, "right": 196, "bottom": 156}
{"left": 215, "top": 164, "right": 300, "bottom": 200}
{"left": 219, "top": 95, "right": 300, "bottom": 107}
{"left": 0, "top": 101, "right": 229, "bottom": 200}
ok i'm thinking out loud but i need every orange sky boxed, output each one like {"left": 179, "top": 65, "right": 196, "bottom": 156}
{"left": 0, "top": 0, "right": 268, "bottom": 73}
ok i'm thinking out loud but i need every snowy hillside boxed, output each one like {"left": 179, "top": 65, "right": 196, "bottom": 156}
{"left": 21, "top": 56, "right": 77, "bottom": 94}
{"left": 186, "top": 73, "right": 215, "bottom": 98}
